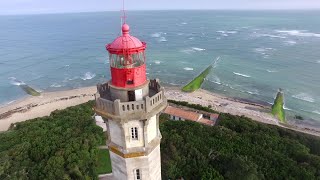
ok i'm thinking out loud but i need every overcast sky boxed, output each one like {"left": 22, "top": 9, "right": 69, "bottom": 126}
{"left": 1, "top": 0, "right": 320, "bottom": 15}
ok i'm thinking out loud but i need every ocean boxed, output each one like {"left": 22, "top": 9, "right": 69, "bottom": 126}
{"left": 0, "top": 10, "right": 320, "bottom": 126}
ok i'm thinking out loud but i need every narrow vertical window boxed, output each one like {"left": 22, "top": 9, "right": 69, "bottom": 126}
{"left": 131, "top": 127, "right": 138, "bottom": 140}
{"left": 135, "top": 169, "right": 141, "bottom": 180}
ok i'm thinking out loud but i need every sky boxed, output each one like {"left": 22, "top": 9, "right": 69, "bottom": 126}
{"left": 1, "top": 0, "right": 320, "bottom": 15}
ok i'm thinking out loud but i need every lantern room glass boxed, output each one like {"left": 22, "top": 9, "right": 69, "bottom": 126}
{"left": 109, "top": 52, "right": 145, "bottom": 68}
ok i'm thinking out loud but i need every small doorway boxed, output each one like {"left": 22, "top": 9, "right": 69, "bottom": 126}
{"left": 128, "top": 91, "right": 135, "bottom": 101}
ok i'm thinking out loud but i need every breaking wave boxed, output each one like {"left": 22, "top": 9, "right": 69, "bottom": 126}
{"left": 81, "top": 72, "right": 96, "bottom": 80}
{"left": 151, "top": 32, "right": 167, "bottom": 42}
{"left": 313, "top": 110, "right": 320, "bottom": 115}
{"left": 192, "top": 47, "right": 205, "bottom": 51}
{"left": 246, "top": 90, "right": 259, "bottom": 95}
{"left": 284, "top": 40, "right": 297, "bottom": 45}
{"left": 50, "top": 83, "right": 62, "bottom": 88}
{"left": 158, "top": 37, "right": 167, "bottom": 42}
{"left": 253, "top": 33, "right": 286, "bottom": 39}
{"left": 267, "top": 69, "right": 278, "bottom": 73}
{"left": 9, "top": 77, "right": 25, "bottom": 86}
{"left": 154, "top": 61, "right": 161, "bottom": 64}
{"left": 151, "top": 33, "right": 161, "bottom": 38}
{"left": 217, "top": 30, "right": 238, "bottom": 34}
{"left": 181, "top": 47, "right": 205, "bottom": 54}
{"left": 284, "top": 106, "right": 292, "bottom": 111}
{"left": 276, "top": 30, "right": 320, "bottom": 38}
{"left": 292, "top": 93, "right": 315, "bottom": 103}
{"left": 209, "top": 76, "right": 221, "bottom": 85}
{"left": 183, "top": 67, "right": 194, "bottom": 71}
{"left": 233, "top": 72, "right": 251, "bottom": 78}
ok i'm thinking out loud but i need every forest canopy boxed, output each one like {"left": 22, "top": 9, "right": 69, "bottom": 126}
{"left": 0, "top": 101, "right": 105, "bottom": 180}
{"left": 0, "top": 101, "right": 320, "bottom": 179}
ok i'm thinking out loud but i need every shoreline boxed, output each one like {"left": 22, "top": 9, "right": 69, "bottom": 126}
{"left": 0, "top": 86, "right": 320, "bottom": 137}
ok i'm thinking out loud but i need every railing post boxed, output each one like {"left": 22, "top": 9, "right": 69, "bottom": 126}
{"left": 145, "top": 96, "right": 150, "bottom": 113}
{"left": 114, "top": 99, "right": 121, "bottom": 115}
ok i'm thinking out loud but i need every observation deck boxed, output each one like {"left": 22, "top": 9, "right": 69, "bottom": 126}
{"left": 94, "top": 79, "right": 167, "bottom": 122}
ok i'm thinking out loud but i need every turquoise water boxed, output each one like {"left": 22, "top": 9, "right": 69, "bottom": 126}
{"left": 0, "top": 11, "right": 320, "bottom": 126}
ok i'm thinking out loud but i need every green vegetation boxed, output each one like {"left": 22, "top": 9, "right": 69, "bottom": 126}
{"left": 182, "top": 65, "right": 213, "bottom": 92}
{"left": 272, "top": 90, "right": 286, "bottom": 123}
{"left": 20, "top": 84, "right": 41, "bottom": 96}
{"left": 161, "top": 113, "right": 320, "bottom": 179}
{"left": 2, "top": 100, "right": 320, "bottom": 179}
{"left": 96, "top": 149, "right": 112, "bottom": 174}
{"left": 0, "top": 101, "right": 106, "bottom": 179}
{"left": 168, "top": 99, "right": 218, "bottom": 113}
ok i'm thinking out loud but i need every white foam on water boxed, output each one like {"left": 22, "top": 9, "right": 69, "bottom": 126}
{"left": 154, "top": 61, "right": 161, "bottom": 65}
{"left": 284, "top": 106, "right": 292, "bottom": 111}
{"left": 267, "top": 69, "right": 278, "bottom": 73}
{"left": 226, "top": 31, "right": 238, "bottom": 34}
{"left": 158, "top": 37, "right": 167, "bottom": 42}
{"left": 81, "top": 72, "right": 96, "bottom": 80}
{"left": 181, "top": 47, "right": 205, "bottom": 54}
{"left": 292, "top": 93, "right": 315, "bottom": 103}
{"left": 246, "top": 90, "right": 259, "bottom": 95}
{"left": 183, "top": 67, "right": 194, "bottom": 71}
{"left": 210, "top": 80, "right": 221, "bottom": 85}
{"left": 284, "top": 40, "right": 297, "bottom": 45}
{"left": 7, "top": 100, "right": 16, "bottom": 105}
{"left": 233, "top": 72, "right": 251, "bottom": 78}
{"left": 50, "top": 83, "right": 62, "bottom": 88}
{"left": 312, "top": 110, "right": 320, "bottom": 115}
{"left": 151, "top": 33, "right": 161, "bottom": 38}
{"left": 181, "top": 49, "right": 194, "bottom": 54}
{"left": 188, "top": 37, "right": 194, "bottom": 40}
{"left": 192, "top": 47, "right": 205, "bottom": 51}
{"left": 181, "top": 22, "right": 187, "bottom": 25}
{"left": 209, "top": 76, "right": 221, "bottom": 85}
{"left": 254, "top": 33, "right": 286, "bottom": 39}
{"left": 177, "top": 33, "right": 184, "bottom": 36}
{"left": 8, "top": 77, "right": 25, "bottom": 86}
{"left": 317, "top": 60, "right": 320, "bottom": 64}
{"left": 276, "top": 30, "right": 320, "bottom": 38}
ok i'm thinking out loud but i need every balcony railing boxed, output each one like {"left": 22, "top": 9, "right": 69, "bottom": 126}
{"left": 95, "top": 79, "right": 166, "bottom": 117}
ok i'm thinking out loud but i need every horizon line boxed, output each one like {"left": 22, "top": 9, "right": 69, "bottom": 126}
{"left": 1, "top": 8, "right": 320, "bottom": 16}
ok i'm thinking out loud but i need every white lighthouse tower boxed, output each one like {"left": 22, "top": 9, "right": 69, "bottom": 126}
{"left": 94, "top": 20, "right": 167, "bottom": 179}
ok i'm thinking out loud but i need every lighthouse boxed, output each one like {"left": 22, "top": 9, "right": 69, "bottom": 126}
{"left": 94, "top": 22, "right": 167, "bottom": 180}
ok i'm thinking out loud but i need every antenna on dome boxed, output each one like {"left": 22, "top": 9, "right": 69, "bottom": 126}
{"left": 120, "top": 0, "right": 127, "bottom": 35}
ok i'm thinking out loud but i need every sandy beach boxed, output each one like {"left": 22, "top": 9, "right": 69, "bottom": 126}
{"left": 1, "top": 86, "right": 319, "bottom": 137}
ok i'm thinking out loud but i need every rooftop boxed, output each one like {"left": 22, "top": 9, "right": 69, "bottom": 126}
{"left": 164, "top": 105, "right": 218, "bottom": 126}
{"left": 164, "top": 106, "right": 201, "bottom": 122}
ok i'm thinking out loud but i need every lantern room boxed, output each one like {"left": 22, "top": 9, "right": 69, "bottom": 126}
{"left": 106, "top": 24, "right": 147, "bottom": 88}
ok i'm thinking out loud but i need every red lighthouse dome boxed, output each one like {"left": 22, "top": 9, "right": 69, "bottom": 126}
{"left": 106, "top": 23, "right": 147, "bottom": 88}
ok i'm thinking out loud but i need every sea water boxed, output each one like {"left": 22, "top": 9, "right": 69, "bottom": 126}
{"left": 0, "top": 10, "right": 320, "bottom": 126}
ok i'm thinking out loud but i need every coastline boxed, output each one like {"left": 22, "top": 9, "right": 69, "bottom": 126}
{"left": 0, "top": 86, "right": 319, "bottom": 137}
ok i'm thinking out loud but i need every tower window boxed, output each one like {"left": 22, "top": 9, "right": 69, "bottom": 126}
{"left": 131, "top": 127, "right": 138, "bottom": 140}
{"left": 135, "top": 169, "right": 141, "bottom": 180}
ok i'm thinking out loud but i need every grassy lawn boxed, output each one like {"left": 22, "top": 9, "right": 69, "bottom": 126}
{"left": 271, "top": 90, "right": 286, "bottom": 123}
{"left": 182, "top": 65, "right": 213, "bottom": 92}
{"left": 96, "top": 149, "right": 112, "bottom": 174}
